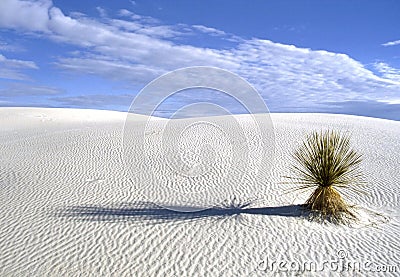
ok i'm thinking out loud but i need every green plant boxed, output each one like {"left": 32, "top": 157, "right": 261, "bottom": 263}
{"left": 286, "top": 130, "right": 364, "bottom": 223}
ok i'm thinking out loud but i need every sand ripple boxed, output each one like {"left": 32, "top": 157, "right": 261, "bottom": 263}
{"left": 0, "top": 108, "right": 399, "bottom": 276}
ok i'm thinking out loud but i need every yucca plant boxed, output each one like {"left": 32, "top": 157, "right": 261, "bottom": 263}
{"left": 286, "top": 130, "right": 364, "bottom": 223}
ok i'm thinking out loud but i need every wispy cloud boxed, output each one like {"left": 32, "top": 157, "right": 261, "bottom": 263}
{"left": 51, "top": 93, "right": 134, "bottom": 110}
{"left": 230, "top": 40, "right": 400, "bottom": 109}
{"left": 0, "top": 54, "right": 37, "bottom": 68}
{"left": 0, "top": 40, "right": 24, "bottom": 52}
{"left": 0, "top": 82, "right": 63, "bottom": 97}
{"left": 382, "top": 39, "right": 400, "bottom": 47}
{"left": 96, "top": 6, "right": 107, "bottom": 18}
{"left": 192, "top": 25, "right": 227, "bottom": 37}
{"left": 0, "top": 82, "right": 63, "bottom": 108}
{"left": 118, "top": 9, "right": 132, "bottom": 17}
{"left": 321, "top": 100, "right": 400, "bottom": 121}
{"left": 374, "top": 62, "right": 400, "bottom": 83}
{"left": 0, "top": 54, "right": 38, "bottom": 80}
{"left": 109, "top": 19, "right": 185, "bottom": 38}
{"left": 117, "top": 9, "right": 160, "bottom": 24}
{"left": 55, "top": 55, "right": 165, "bottom": 83}
{"left": 190, "top": 24, "right": 241, "bottom": 42}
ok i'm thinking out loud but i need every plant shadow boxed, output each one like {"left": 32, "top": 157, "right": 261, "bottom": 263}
{"left": 58, "top": 201, "right": 309, "bottom": 223}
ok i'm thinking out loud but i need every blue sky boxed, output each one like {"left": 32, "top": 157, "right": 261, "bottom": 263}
{"left": 0, "top": 0, "right": 399, "bottom": 120}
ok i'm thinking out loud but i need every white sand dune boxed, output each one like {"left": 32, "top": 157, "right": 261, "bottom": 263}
{"left": 0, "top": 107, "right": 399, "bottom": 276}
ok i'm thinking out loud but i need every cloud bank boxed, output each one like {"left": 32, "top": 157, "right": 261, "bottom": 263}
{"left": 382, "top": 40, "right": 400, "bottom": 47}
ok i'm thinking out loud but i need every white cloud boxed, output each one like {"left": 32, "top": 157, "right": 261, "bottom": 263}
{"left": 0, "top": 54, "right": 38, "bottom": 80}
{"left": 379, "top": 99, "right": 400, "bottom": 105}
{"left": 0, "top": 40, "right": 23, "bottom": 52}
{"left": 117, "top": 9, "right": 159, "bottom": 24}
{"left": 110, "top": 19, "right": 184, "bottom": 38}
{"left": 382, "top": 40, "right": 400, "bottom": 47}
{"left": 0, "top": 0, "right": 52, "bottom": 32}
{"left": 0, "top": 54, "right": 37, "bottom": 68}
{"left": 191, "top": 24, "right": 242, "bottom": 42}
{"left": 192, "top": 25, "right": 226, "bottom": 37}
{"left": 96, "top": 6, "right": 107, "bottom": 18}
{"left": 55, "top": 55, "right": 165, "bottom": 83}
{"left": 229, "top": 40, "right": 400, "bottom": 108}
{"left": 118, "top": 9, "right": 133, "bottom": 17}
{"left": 374, "top": 62, "right": 400, "bottom": 83}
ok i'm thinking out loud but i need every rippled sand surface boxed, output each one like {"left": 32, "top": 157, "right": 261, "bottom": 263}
{"left": 0, "top": 108, "right": 399, "bottom": 276}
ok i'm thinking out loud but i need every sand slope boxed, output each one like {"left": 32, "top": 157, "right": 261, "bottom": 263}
{"left": 0, "top": 108, "right": 399, "bottom": 276}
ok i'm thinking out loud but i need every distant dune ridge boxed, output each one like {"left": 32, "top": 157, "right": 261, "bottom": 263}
{"left": 0, "top": 107, "right": 399, "bottom": 276}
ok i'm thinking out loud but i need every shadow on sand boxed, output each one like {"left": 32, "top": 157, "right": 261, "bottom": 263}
{"left": 58, "top": 201, "right": 308, "bottom": 223}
